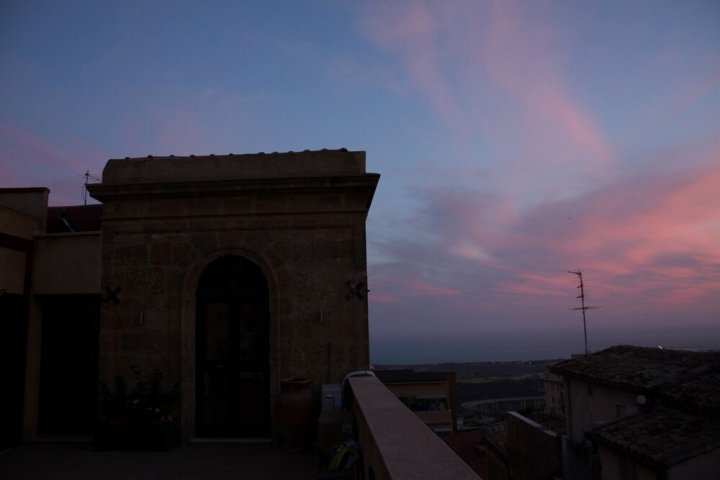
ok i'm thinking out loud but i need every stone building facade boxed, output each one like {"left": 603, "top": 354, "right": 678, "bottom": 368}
{"left": 87, "top": 149, "right": 379, "bottom": 440}
{"left": 1, "top": 149, "right": 378, "bottom": 444}
{"left": 88, "top": 151, "right": 379, "bottom": 438}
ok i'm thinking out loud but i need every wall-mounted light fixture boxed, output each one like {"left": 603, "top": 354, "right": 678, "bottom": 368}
{"left": 346, "top": 280, "right": 368, "bottom": 301}
{"left": 103, "top": 286, "right": 122, "bottom": 305}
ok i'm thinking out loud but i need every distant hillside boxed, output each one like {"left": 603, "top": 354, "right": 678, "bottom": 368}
{"left": 373, "top": 359, "right": 561, "bottom": 382}
{"left": 373, "top": 359, "right": 558, "bottom": 406}
{"left": 457, "top": 378, "right": 544, "bottom": 404}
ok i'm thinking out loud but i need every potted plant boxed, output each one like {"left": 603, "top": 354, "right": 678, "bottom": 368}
{"left": 96, "top": 366, "right": 180, "bottom": 450}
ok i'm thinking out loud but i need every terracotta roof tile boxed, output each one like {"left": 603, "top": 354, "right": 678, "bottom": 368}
{"left": 590, "top": 407, "right": 720, "bottom": 468}
{"left": 550, "top": 346, "right": 720, "bottom": 414}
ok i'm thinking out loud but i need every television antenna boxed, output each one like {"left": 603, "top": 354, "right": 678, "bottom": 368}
{"left": 568, "top": 269, "right": 601, "bottom": 355}
{"left": 82, "top": 170, "right": 101, "bottom": 205}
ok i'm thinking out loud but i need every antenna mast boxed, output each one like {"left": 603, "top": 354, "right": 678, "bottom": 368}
{"left": 568, "top": 269, "right": 600, "bottom": 355}
{"left": 83, "top": 170, "right": 101, "bottom": 205}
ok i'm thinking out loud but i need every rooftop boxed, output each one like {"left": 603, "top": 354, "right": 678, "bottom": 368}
{"left": 589, "top": 406, "right": 720, "bottom": 468}
{"left": 0, "top": 442, "right": 317, "bottom": 480}
{"left": 99, "top": 149, "right": 370, "bottom": 184}
{"left": 550, "top": 345, "right": 720, "bottom": 414}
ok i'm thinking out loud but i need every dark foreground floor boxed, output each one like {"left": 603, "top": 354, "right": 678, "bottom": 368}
{"left": 0, "top": 442, "right": 319, "bottom": 480}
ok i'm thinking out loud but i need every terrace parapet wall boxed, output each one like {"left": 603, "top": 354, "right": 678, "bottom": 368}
{"left": 349, "top": 376, "right": 480, "bottom": 480}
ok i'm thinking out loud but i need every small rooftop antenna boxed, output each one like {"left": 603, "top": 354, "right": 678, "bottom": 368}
{"left": 83, "top": 170, "right": 101, "bottom": 205}
{"left": 568, "top": 269, "right": 600, "bottom": 355}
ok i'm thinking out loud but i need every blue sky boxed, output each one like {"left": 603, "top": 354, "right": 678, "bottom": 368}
{"left": 2, "top": 1, "right": 719, "bottom": 362}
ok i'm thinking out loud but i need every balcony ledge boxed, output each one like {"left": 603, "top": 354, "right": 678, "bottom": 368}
{"left": 349, "top": 376, "right": 480, "bottom": 480}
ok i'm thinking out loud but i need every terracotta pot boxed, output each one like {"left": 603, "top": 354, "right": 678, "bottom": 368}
{"left": 274, "top": 378, "right": 317, "bottom": 451}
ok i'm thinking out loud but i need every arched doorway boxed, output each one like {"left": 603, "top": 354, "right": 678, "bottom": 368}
{"left": 195, "top": 256, "right": 270, "bottom": 437}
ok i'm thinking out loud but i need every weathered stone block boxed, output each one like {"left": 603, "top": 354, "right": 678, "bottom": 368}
{"left": 149, "top": 244, "right": 172, "bottom": 265}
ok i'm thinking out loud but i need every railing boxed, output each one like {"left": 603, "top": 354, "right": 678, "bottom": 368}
{"left": 348, "top": 376, "right": 480, "bottom": 480}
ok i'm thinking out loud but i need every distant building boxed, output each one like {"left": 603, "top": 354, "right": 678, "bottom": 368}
{"left": 0, "top": 189, "right": 102, "bottom": 449}
{"left": 0, "top": 150, "right": 379, "bottom": 447}
{"left": 551, "top": 345, "right": 720, "bottom": 480}
{"left": 541, "top": 371, "right": 565, "bottom": 420}
{"left": 373, "top": 369, "right": 458, "bottom": 434}
{"left": 446, "top": 411, "right": 563, "bottom": 480}
{"left": 463, "top": 396, "right": 544, "bottom": 421}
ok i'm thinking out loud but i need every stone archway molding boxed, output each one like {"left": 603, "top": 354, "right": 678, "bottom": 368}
{"left": 179, "top": 247, "right": 279, "bottom": 441}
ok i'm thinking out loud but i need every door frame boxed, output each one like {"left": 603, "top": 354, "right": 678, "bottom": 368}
{"left": 180, "top": 250, "right": 276, "bottom": 441}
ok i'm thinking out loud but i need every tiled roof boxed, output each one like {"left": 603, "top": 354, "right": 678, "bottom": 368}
{"left": 550, "top": 345, "right": 720, "bottom": 414}
{"left": 661, "top": 367, "right": 720, "bottom": 413}
{"left": 589, "top": 406, "right": 720, "bottom": 468}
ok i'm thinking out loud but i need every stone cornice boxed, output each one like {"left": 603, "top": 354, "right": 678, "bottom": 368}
{"left": 100, "top": 150, "right": 367, "bottom": 183}
{"left": 87, "top": 174, "right": 379, "bottom": 209}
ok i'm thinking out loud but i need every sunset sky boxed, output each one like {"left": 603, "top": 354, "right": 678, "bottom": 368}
{"left": 2, "top": 1, "right": 719, "bottom": 362}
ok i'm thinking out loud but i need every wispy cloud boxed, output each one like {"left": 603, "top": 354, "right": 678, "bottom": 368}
{"left": 369, "top": 162, "right": 720, "bottom": 339}
{"left": 0, "top": 122, "right": 108, "bottom": 204}
{"left": 1, "top": 122, "right": 79, "bottom": 172}
{"left": 358, "top": 1, "right": 470, "bottom": 136}
{"left": 360, "top": 2, "right": 720, "bottom": 344}
{"left": 358, "top": 1, "right": 615, "bottom": 203}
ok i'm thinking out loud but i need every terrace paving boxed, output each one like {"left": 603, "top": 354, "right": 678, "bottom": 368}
{"left": 0, "top": 441, "right": 319, "bottom": 480}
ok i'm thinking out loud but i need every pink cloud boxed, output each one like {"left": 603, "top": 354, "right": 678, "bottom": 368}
{"left": 506, "top": 165, "right": 720, "bottom": 309}
{"left": 358, "top": 2, "right": 614, "bottom": 198}
{"left": 419, "top": 186, "right": 517, "bottom": 267}
{"left": 367, "top": 265, "right": 464, "bottom": 311}
{"left": 574, "top": 168, "right": 720, "bottom": 262}
{"left": 623, "top": 48, "right": 720, "bottom": 143}
{"left": 475, "top": 1, "right": 613, "bottom": 173}
{"left": 377, "top": 160, "right": 720, "bottom": 318}
{"left": 381, "top": 275, "right": 462, "bottom": 298}
{"left": 495, "top": 272, "right": 572, "bottom": 300}
{"left": 0, "top": 122, "right": 81, "bottom": 175}
{"left": 406, "top": 281, "right": 462, "bottom": 297}
{"left": 531, "top": 91, "right": 613, "bottom": 169}
{"left": 370, "top": 292, "right": 402, "bottom": 304}
{"left": 0, "top": 122, "right": 110, "bottom": 204}
{"left": 358, "top": 2, "right": 471, "bottom": 136}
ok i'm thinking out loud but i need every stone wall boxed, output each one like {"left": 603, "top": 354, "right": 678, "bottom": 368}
{"left": 33, "top": 233, "right": 100, "bottom": 294}
{"left": 88, "top": 150, "right": 379, "bottom": 438}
